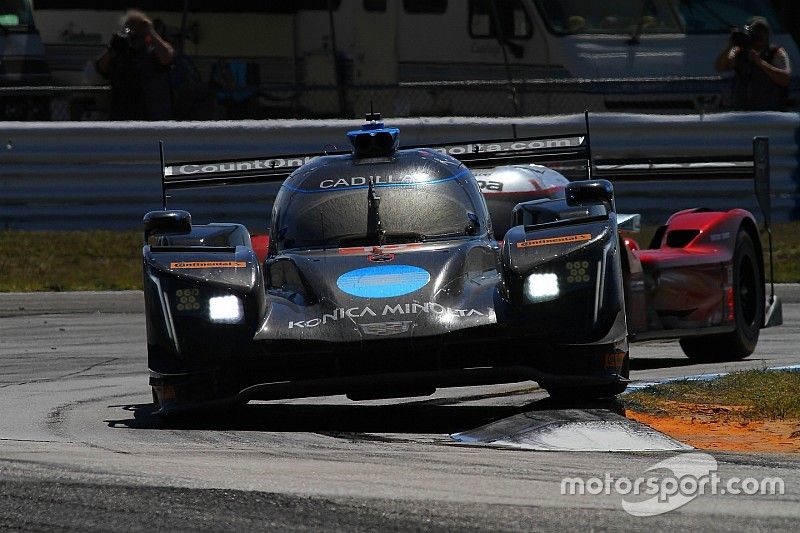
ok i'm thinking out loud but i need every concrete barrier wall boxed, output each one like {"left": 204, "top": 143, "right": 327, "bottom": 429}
{"left": 1, "top": 113, "right": 797, "bottom": 230}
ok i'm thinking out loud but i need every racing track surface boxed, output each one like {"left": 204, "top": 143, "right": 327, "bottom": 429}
{"left": 1, "top": 291, "right": 799, "bottom": 531}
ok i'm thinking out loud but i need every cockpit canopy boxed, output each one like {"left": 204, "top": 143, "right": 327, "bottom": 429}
{"left": 270, "top": 149, "right": 489, "bottom": 252}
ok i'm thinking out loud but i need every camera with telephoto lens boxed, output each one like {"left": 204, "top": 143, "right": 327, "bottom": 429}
{"left": 731, "top": 28, "right": 752, "bottom": 49}
{"left": 110, "top": 29, "right": 132, "bottom": 54}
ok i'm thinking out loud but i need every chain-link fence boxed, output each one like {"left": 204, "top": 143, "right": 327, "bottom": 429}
{"left": 2, "top": 76, "right": 796, "bottom": 120}
{"left": 280, "top": 76, "right": 737, "bottom": 119}
{"left": 0, "top": 86, "right": 111, "bottom": 121}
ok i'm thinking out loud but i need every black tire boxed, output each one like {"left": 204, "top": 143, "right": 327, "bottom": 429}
{"left": 679, "top": 230, "right": 763, "bottom": 362}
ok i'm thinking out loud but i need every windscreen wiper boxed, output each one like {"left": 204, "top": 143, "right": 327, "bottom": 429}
{"left": 420, "top": 230, "right": 471, "bottom": 242}
{"left": 367, "top": 178, "right": 386, "bottom": 246}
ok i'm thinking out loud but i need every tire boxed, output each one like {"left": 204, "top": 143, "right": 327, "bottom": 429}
{"left": 679, "top": 230, "right": 763, "bottom": 362}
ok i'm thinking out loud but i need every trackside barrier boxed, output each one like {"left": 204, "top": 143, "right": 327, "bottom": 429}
{"left": 0, "top": 113, "right": 797, "bottom": 230}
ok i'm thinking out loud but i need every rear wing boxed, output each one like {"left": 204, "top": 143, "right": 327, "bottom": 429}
{"left": 594, "top": 156, "right": 754, "bottom": 181}
{"left": 157, "top": 133, "right": 591, "bottom": 209}
{"left": 158, "top": 142, "right": 334, "bottom": 208}
{"left": 156, "top": 112, "right": 763, "bottom": 207}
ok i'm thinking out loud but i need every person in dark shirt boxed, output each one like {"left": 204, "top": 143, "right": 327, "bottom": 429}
{"left": 715, "top": 17, "right": 791, "bottom": 111}
{"left": 95, "top": 10, "right": 175, "bottom": 120}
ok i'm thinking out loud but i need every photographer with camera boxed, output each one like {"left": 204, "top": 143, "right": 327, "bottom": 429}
{"left": 715, "top": 17, "right": 791, "bottom": 111}
{"left": 95, "top": 10, "right": 175, "bottom": 120}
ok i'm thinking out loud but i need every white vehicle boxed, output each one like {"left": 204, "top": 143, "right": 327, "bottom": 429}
{"left": 0, "top": 0, "right": 51, "bottom": 118}
{"left": 31, "top": 0, "right": 799, "bottom": 116}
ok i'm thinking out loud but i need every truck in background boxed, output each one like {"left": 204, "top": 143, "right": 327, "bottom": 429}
{"left": 0, "top": 0, "right": 51, "bottom": 119}
{"left": 26, "top": 0, "right": 800, "bottom": 118}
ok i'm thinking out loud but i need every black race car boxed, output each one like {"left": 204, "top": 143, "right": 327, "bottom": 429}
{"left": 143, "top": 113, "right": 777, "bottom": 413}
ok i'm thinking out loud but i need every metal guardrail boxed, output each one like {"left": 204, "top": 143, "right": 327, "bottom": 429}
{"left": 0, "top": 112, "right": 797, "bottom": 230}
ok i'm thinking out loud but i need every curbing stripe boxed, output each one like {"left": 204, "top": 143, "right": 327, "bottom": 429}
{"left": 625, "top": 364, "right": 800, "bottom": 392}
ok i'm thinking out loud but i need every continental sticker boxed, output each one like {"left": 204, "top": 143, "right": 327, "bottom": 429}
{"left": 516, "top": 233, "right": 592, "bottom": 249}
{"left": 170, "top": 261, "right": 246, "bottom": 269}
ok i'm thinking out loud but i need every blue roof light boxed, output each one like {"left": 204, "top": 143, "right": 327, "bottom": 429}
{"left": 347, "top": 111, "right": 399, "bottom": 158}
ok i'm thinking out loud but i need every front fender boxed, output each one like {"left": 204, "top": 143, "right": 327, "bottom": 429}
{"left": 500, "top": 216, "right": 626, "bottom": 343}
{"left": 143, "top": 237, "right": 266, "bottom": 374}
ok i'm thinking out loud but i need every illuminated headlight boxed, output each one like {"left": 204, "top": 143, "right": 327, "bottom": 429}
{"left": 208, "top": 295, "right": 243, "bottom": 323}
{"left": 524, "top": 273, "right": 560, "bottom": 303}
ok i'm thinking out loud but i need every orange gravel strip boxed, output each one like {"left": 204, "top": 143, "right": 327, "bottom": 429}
{"left": 628, "top": 409, "right": 800, "bottom": 454}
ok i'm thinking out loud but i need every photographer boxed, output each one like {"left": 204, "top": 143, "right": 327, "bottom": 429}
{"left": 715, "top": 17, "right": 791, "bottom": 111}
{"left": 95, "top": 10, "right": 175, "bottom": 120}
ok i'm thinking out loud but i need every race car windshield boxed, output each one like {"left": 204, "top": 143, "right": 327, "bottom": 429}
{"left": 273, "top": 175, "right": 483, "bottom": 251}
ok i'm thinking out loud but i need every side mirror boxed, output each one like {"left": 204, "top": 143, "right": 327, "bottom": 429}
{"left": 566, "top": 179, "right": 615, "bottom": 211}
{"left": 143, "top": 210, "right": 192, "bottom": 241}
{"left": 512, "top": 198, "right": 606, "bottom": 227}
{"left": 753, "top": 137, "right": 771, "bottom": 228}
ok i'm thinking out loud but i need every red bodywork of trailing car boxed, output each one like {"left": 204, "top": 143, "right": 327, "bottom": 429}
{"left": 251, "top": 234, "right": 270, "bottom": 264}
{"left": 621, "top": 208, "right": 762, "bottom": 341}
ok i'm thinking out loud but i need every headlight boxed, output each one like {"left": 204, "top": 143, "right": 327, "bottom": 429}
{"left": 208, "top": 295, "right": 243, "bottom": 323}
{"left": 524, "top": 272, "right": 559, "bottom": 303}
{"left": 565, "top": 261, "right": 592, "bottom": 284}
{"left": 175, "top": 288, "right": 201, "bottom": 311}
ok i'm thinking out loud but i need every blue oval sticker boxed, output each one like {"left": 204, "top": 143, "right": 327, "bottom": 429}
{"left": 337, "top": 265, "right": 431, "bottom": 298}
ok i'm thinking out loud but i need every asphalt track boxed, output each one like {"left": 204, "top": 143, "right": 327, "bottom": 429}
{"left": 1, "top": 291, "right": 799, "bottom": 531}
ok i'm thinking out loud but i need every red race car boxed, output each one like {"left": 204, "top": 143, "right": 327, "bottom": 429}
{"left": 472, "top": 123, "right": 782, "bottom": 363}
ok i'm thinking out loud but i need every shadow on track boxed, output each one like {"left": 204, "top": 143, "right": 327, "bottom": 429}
{"left": 630, "top": 356, "right": 771, "bottom": 371}
{"left": 105, "top": 396, "right": 625, "bottom": 436}
{"left": 629, "top": 357, "right": 700, "bottom": 371}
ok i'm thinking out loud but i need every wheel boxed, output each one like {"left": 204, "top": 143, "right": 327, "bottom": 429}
{"left": 679, "top": 230, "right": 763, "bottom": 362}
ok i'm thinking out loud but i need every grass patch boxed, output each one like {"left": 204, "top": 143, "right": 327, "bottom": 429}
{"left": 764, "top": 223, "right": 800, "bottom": 283}
{"left": 624, "top": 370, "right": 800, "bottom": 421}
{"left": 1, "top": 221, "right": 800, "bottom": 292}
{"left": 0, "top": 230, "right": 142, "bottom": 291}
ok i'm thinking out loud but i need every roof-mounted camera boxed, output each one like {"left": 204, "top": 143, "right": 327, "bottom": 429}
{"left": 347, "top": 109, "right": 399, "bottom": 159}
